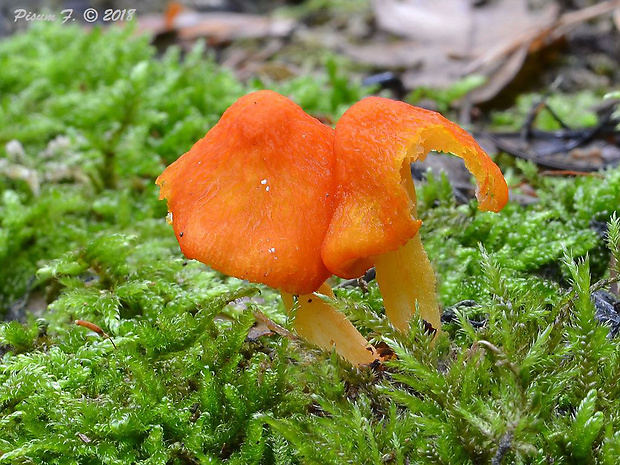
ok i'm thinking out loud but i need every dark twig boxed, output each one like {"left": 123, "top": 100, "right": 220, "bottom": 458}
{"left": 482, "top": 117, "right": 617, "bottom": 171}
{"left": 335, "top": 268, "right": 376, "bottom": 289}
{"left": 480, "top": 89, "right": 619, "bottom": 172}
{"left": 334, "top": 268, "right": 377, "bottom": 291}
{"left": 521, "top": 77, "right": 566, "bottom": 141}
{"left": 491, "top": 432, "right": 514, "bottom": 465}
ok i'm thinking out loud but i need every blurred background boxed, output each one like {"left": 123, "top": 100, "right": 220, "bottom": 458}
{"left": 2, "top": 0, "right": 619, "bottom": 112}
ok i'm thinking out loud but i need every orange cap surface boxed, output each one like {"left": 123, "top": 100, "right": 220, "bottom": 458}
{"left": 157, "top": 90, "right": 335, "bottom": 295}
{"left": 322, "top": 97, "right": 509, "bottom": 278}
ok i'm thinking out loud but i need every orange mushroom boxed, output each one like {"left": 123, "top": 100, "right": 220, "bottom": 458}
{"left": 156, "top": 90, "right": 377, "bottom": 365}
{"left": 322, "top": 97, "right": 509, "bottom": 334}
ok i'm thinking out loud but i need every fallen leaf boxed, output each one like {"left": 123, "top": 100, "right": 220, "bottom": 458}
{"left": 374, "top": 341, "right": 396, "bottom": 361}
{"left": 464, "top": 0, "right": 620, "bottom": 103}
{"left": 368, "top": 0, "right": 558, "bottom": 101}
{"left": 372, "top": 0, "right": 473, "bottom": 48}
{"left": 464, "top": 43, "right": 530, "bottom": 105}
{"left": 345, "top": 0, "right": 618, "bottom": 103}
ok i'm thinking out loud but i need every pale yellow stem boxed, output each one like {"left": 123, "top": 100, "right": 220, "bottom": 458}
{"left": 374, "top": 234, "right": 441, "bottom": 333}
{"left": 374, "top": 162, "right": 441, "bottom": 334}
{"left": 281, "top": 282, "right": 378, "bottom": 365}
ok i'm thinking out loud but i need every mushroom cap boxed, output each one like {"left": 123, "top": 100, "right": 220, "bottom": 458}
{"left": 157, "top": 90, "right": 335, "bottom": 295}
{"left": 321, "top": 96, "right": 509, "bottom": 278}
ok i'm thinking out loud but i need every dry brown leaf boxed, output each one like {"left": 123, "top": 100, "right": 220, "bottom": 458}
{"left": 353, "top": 0, "right": 619, "bottom": 103}
{"left": 372, "top": 0, "right": 473, "bottom": 49}
{"left": 552, "top": 0, "right": 620, "bottom": 38}
{"left": 465, "top": 0, "right": 620, "bottom": 75}
{"left": 344, "top": 0, "right": 559, "bottom": 101}
{"left": 465, "top": 42, "right": 530, "bottom": 105}
{"left": 373, "top": 0, "right": 557, "bottom": 57}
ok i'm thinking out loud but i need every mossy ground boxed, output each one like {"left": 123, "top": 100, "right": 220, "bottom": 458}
{"left": 1, "top": 23, "right": 620, "bottom": 464}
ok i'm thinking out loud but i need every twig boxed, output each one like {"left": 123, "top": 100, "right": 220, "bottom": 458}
{"left": 252, "top": 310, "right": 299, "bottom": 340}
{"left": 356, "top": 277, "right": 369, "bottom": 294}
{"left": 471, "top": 340, "right": 520, "bottom": 377}
{"left": 521, "top": 77, "right": 566, "bottom": 140}
{"left": 482, "top": 111, "right": 616, "bottom": 171}
{"left": 334, "top": 268, "right": 376, "bottom": 289}
{"left": 75, "top": 320, "right": 117, "bottom": 349}
{"left": 76, "top": 432, "right": 92, "bottom": 444}
{"left": 491, "top": 432, "right": 514, "bottom": 465}
{"left": 539, "top": 170, "right": 605, "bottom": 178}
{"left": 554, "top": 0, "right": 620, "bottom": 38}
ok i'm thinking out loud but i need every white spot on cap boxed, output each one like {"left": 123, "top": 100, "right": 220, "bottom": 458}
{"left": 269, "top": 247, "right": 276, "bottom": 253}
{"left": 166, "top": 212, "right": 173, "bottom": 225}
{"left": 265, "top": 186, "right": 270, "bottom": 192}
{"left": 261, "top": 179, "right": 267, "bottom": 185}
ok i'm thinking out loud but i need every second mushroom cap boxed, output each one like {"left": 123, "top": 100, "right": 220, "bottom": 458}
{"left": 322, "top": 96, "right": 509, "bottom": 279}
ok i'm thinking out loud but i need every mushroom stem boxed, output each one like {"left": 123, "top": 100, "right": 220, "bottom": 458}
{"left": 374, "top": 233, "right": 441, "bottom": 333}
{"left": 281, "top": 282, "right": 378, "bottom": 365}
{"left": 373, "top": 162, "right": 441, "bottom": 334}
